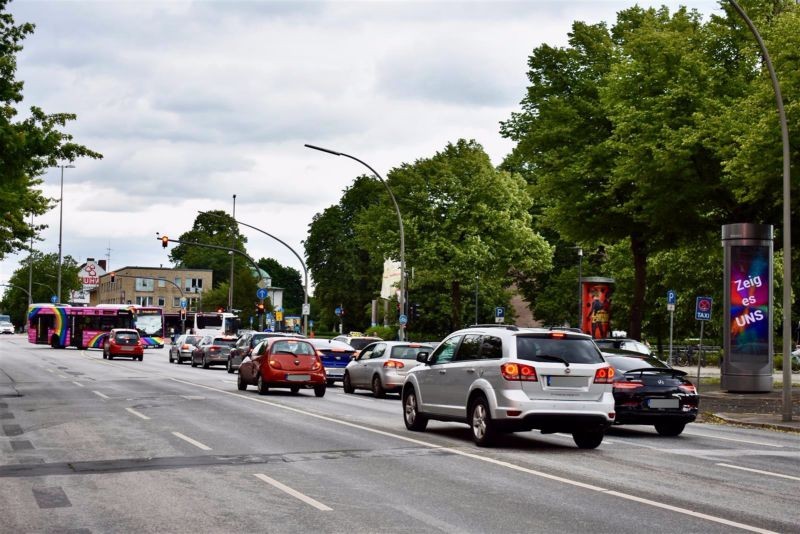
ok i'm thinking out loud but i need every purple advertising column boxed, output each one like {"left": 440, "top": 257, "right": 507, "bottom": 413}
{"left": 721, "top": 224, "right": 773, "bottom": 392}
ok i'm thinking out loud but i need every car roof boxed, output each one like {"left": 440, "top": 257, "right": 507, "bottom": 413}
{"left": 307, "top": 338, "right": 356, "bottom": 350}
{"left": 447, "top": 325, "right": 594, "bottom": 340}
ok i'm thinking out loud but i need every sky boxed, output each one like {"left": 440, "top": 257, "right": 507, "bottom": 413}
{"left": 2, "top": 0, "right": 722, "bottom": 295}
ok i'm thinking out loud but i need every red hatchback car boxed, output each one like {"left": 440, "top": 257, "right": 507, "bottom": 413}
{"left": 103, "top": 329, "right": 144, "bottom": 360}
{"left": 237, "top": 337, "right": 327, "bottom": 397}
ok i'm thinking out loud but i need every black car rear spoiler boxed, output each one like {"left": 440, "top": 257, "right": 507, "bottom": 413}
{"left": 623, "top": 367, "right": 687, "bottom": 378}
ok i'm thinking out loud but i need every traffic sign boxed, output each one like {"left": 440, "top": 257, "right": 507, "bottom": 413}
{"left": 495, "top": 306, "right": 505, "bottom": 323}
{"left": 256, "top": 288, "right": 268, "bottom": 300}
{"left": 180, "top": 297, "right": 188, "bottom": 309}
{"left": 302, "top": 303, "right": 310, "bottom": 316}
{"left": 695, "top": 296, "right": 713, "bottom": 321}
{"left": 667, "top": 290, "right": 676, "bottom": 305}
{"left": 399, "top": 314, "right": 408, "bottom": 325}
{"left": 257, "top": 278, "right": 268, "bottom": 289}
{"left": 50, "top": 295, "right": 57, "bottom": 304}
{"left": 667, "top": 303, "right": 675, "bottom": 312}
{"left": 335, "top": 307, "right": 342, "bottom": 317}
{"left": 275, "top": 311, "right": 283, "bottom": 321}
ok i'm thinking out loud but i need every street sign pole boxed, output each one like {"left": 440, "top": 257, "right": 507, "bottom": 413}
{"left": 694, "top": 296, "right": 712, "bottom": 393}
{"left": 667, "top": 290, "right": 676, "bottom": 366}
{"left": 697, "top": 320, "right": 705, "bottom": 392}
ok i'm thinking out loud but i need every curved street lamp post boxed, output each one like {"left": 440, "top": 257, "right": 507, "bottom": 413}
{"left": 305, "top": 143, "right": 407, "bottom": 341}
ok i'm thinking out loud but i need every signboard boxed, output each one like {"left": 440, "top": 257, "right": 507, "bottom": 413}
{"left": 335, "top": 307, "right": 342, "bottom": 317}
{"left": 399, "top": 314, "right": 408, "bottom": 326}
{"left": 50, "top": 295, "right": 58, "bottom": 304}
{"left": 302, "top": 303, "right": 310, "bottom": 316}
{"left": 256, "top": 288, "right": 268, "bottom": 300}
{"left": 380, "top": 259, "right": 402, "bottom": 299}
{"left": 180, "top": 297, "right": 188, "bottom": 309}
{"left": 667, "top": 290, "right": 676, "bottom": 305}
{"left": 275, "top": 311, "right": 283, "bottom": 321}
{"left": 495, "top": 307, "right": 505, "bottom": 324}
{"left": 581, "top": 277, "right": 614, "bottom": 339}
{"left": 695, "top": 296, "right": 713, "bottom": 321}
{"left": 729, "top": 245, "right": 769, "bottom": 358}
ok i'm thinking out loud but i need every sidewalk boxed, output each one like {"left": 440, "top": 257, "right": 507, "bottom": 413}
{"left": 673, "top": 366, "right": 800, "bottom": 433}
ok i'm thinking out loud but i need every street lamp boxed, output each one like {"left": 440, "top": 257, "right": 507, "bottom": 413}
{"left": 56, "top": 164, "right": 75, "bottom": 304}
{"left": 228, "top": 194, "right": 236, "bottom": 312}
{"left": 305, "top": 143, "right": 407, "bottom": 341}
{"left": 577, "top": 247, "right": 583, "bottom": 330}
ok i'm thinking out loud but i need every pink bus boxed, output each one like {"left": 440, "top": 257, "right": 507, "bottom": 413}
{"left": 27, "top": 304, "right": 165, "bottom": 350}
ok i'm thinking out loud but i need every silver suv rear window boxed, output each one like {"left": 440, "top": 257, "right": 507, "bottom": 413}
{"left": 516, "top": 336, "right": 604, "bottom": 364}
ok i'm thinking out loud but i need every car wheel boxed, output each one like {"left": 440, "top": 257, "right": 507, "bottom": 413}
{"left": 108, "top": 353, "right": 114, "bottom": 360}
{"left": 290, "top": 386, "right": 300, "bottom": 395}
{"left": 227, "top": 360, "right": 234, "bottom": 374}
{"left": 371, "top": 375, "right": 385, "bottom": 398}
{"left": 191, "top": 358, "right": 197, "bottom": 368}
{"left": 314, "top": 384, "right": 326, "bottom": 397}
{"left": 654, "top": 421, "right": 686, "bottom": 437}
{"left": 403, "top": 388, "right": 428, "bottom": 431}
{"left": 176, "top": 357, "right": 182, "bottom": 365}
{"left": 572, "top": 430, "right": 604, "bottom": 449}
{"left": 202, "top": 357, "right": 210, "bottom": 369}
{"left": 237, "top": 373, "right": 247, "bottom": 391}
{"left": 257, "top": 375, "right": 269, "bottom": 395}
{"left": 342, "top": 372, "right": 354, "bottom": 394}
{"left": 138, "top": 356, "right": 144, "bottom": 361}
{"left": 102, "top": 348, "right": 108, "bottom": 359}
{"left": 169, "top": 353, "right": 174, "bottom": 363}
{"left": 469, "top": 396, "right": 497, "bottom": 447}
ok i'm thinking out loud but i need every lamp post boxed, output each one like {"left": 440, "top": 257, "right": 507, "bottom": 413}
{"left": 27, "top": 212, "right": 34, "bottom": 308}
{"left": 197, "top": 211, "right": 310, "bottom": 336}
{"left": 577, "top": 247, "right": 583, "bottom": 330}
{"left": 727, "top": 0, "right": 792, "bottom": 422}
{"left": 228, "top": 194, "right": 236, "bottom": 312}
{"left": 305, "top": 143, "right": 407, "bottom": 341}
{"left": 56, "top": 164, "right": 75, "bottom": 304}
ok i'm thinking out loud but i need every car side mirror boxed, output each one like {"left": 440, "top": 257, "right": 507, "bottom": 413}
{"left": 416, "top": 351, "right": 430, "bottom": 364}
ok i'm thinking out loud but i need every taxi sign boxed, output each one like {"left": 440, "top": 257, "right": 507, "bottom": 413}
{"left": 695, "top": 296, "right": 713, "bottom": 321}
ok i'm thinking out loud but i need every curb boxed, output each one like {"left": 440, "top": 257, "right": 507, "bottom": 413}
{"left": 708, "top": 412, "right": 800, "bottom": 434}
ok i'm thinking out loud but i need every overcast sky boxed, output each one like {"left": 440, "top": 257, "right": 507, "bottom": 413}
{"left": 2, "top": 0, "right": 721, "bottom": 295}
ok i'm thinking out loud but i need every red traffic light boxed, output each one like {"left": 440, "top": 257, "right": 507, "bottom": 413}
{"left": 161, "top": 236, "right": 169, "bottom": 248}
{"left": 110, "top": 272, "right": 115, "bottom": 283}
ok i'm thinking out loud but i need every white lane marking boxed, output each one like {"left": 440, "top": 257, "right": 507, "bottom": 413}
{"left": 45, "top": 369, "right": 54, "bottom": 373}
{"left": 92, "top": 391, "right": 110, "bottom": 399}
{"left": 717, "top": 463, "right": 800, "bottom": 481}
{"left": 682, "top": 430, "right": 783, "bottom": 448}
{"left": 170, "top": 378, "right": 774, "bottom": 534}
{"left": 253, "top": 474, "right": 332, "bottom": 511}
{"left": 603, "top": 490, "right": 776, "bottom": 534}
{"left": 58, "top": 374, "right": 69, "bottom": 379}
{"left": 172, "top": 431, "right": 212, "bottom": 451}
{"left": 125, "top": 407, "right": 150, "bottom": 420}
{"left": 71, "top": 381, "right": 85, "bottom": 387}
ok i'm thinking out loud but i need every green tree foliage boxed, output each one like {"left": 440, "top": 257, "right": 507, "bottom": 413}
{"left": 304, "top": 176, "right": 385, "bottom": 332}
{"left": 0, "top": 2, "right": 101, "bottom": 259}
{"left": 257, "top": 257, "right": 304, "bottom": 315}
{"left": 500, "top": 5, "right": 776, "bottom": 340}
{"left": 356, "top": 139, "right": 553, "bottom": 332}
{"left": 0, "top": 252, "right": 80, "bottom": 326}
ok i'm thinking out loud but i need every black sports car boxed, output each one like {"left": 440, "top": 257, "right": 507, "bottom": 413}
{"left": 604, "top": 353, "right": 699, "bottom": 436}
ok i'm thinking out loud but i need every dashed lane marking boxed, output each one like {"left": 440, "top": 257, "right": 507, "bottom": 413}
{"left": 171, "top": 431, "right": 211, "bottom": 451}
{"left": 125, "top": 407, "right": 150, "bottom": 420}
{"left": 716, "top": 463, "right": 800, "bottom": 481}
{"left": 254, "top": 473, "right": 332, "bottom": 511}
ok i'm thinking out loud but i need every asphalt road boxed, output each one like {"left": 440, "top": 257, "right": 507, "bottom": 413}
{"left": 1, "top": 334, "right": 798, "bottom": 533}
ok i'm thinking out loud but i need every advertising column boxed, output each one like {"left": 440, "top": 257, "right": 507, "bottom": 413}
{"left": 721, "top": 223, "right": 773, "bottom": 392}
{"left": 580, "top": 277, "right": 614, "bottom": 339}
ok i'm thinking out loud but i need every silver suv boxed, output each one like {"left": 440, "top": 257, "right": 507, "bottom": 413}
{"left": 402, "top": 325, "right": 616, "bottom": 448}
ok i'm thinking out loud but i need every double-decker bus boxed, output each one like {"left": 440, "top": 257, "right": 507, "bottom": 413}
{"left": 27, "top": 304, "right": 165, "bottom": 350}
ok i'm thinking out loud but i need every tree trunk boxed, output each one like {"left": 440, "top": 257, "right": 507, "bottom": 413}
{"left": 451, "top": 280, "right": 462, "bottom": 331}
{"left": 629, "top": 234, "right": 647, "bottom": 341}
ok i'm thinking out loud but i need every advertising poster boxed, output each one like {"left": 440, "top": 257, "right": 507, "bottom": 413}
{"left": 581, "top": 279, "right": 613, "bottom": 339}
{"left": 729, "top": 246, "right": 770, "bottom": 361}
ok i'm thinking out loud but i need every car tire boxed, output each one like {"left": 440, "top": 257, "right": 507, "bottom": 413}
{"left": 372, "top": 375, "right": 385, "bottom": 398}
{"left": 227, "top": 360, "right": 234, "bottom": 374}
{"left": 138, "top": 356, "right": 143, "bottom": 361}
{"left": 654, "top": 421, "right": 686, "bottom": 437}
{"left": 469, "top": 396, "right": 497, "bottom": 447}
{"left": 290, "top": 386, "right": 300, "bottom": 395}
{"left": 572, "top": 430, "right": 604, "bottom": 449}
{"left": 202, "top": 357, "right": 210, "bottom": 369}
{"left": 237, "top": 373, "right": 247, "bottom": 391}
{"left": 169, "top": 353, "right": 174, "bottom": 363}
{"left": 102, "top": 348, "right": 108, "bottom": 359}
{"left": 108, "top": 354, "right": 114, "bottom": 360}
{"left": 314, "top": 384, "right": 326, "bottom": 397}
{"left": 191, "top": 358, "right": 197, "bottom": 368}
{"left": 257, "top": 375, "right": 269, "bottom": 395}
{"left": 403, "top": 388, "right": 428, "bottom": 431}
{"left": 342, "top": 373, "right": 355, "bottom": 394}
{"left": 176, "top": 357, "right": 182, "bottom": 365}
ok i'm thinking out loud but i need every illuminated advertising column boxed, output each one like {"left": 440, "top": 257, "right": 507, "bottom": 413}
{"left": 721, "top": 223, "right": 773, "bottom": 393}
{"left": 581, "top": 277, "right": 614, "bottom": 339}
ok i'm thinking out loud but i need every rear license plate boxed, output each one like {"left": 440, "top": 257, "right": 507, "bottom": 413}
{"left": 546, "top": 376, "right": 587, "bottom": 388}
{"left": 121, "top": 346, "right": 134, "bottom": 352}
{"left": 286, "top": 374, "right": 311, "bottom": 382}
{"left": 325, "top": 368, "right": 344, "bottom": 376}
{"left": 648, "top": 398, "right": 679, "bottom": 409}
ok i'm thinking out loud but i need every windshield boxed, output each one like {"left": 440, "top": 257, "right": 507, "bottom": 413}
{"left": 390, "top": 345, "right": 433, "bottom": 359}
{"left": 185, "top": 335, "right": 203, "bottom": 346}
{"left": 605, "top": 355, "right": 669, "bottom": 372}
{"left": 516, "top": 336, "right": 604, "bottom": 364}
{"left": 115, "top": 332, "right": 139, "bottom": 342}
{"left": 212, "top": 338, "right": 236, "bottom": 347}
{"left": 135, "top": 314, "right": 163, "bottom": 337}
{"left": 349, "top": 338, "right": 381, "bottom": 350}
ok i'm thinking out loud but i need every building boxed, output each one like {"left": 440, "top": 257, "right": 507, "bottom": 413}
{"left": 90, "top": 266, "right": 213, "bottom": 314}
{"left": 71, "top": 258, "right": 108, "bottom": 305}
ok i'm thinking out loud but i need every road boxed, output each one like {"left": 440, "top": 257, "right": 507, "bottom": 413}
{"left": 1, "top": 335, "right": 798, "bottom": 533}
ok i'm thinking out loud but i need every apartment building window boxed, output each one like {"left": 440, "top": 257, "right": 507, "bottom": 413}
{"left": 157, "top": 297, "right": 166, "bottom": 306}
{"left": 158, "top": 277, "right": 166, "bottom": 288}
{"left": 185, "top": 278, "right": 204, "bottom": 293}
{"left": 135, "top": 278, "right": 155, "bottom": 292}
{"left": 136, "top": 296, "right": 154, "bottom": 306}
{"left": 174, "top": 277, "right": 181, "bottom": 288}
{"left": 173, "top": 296, "right": 181, "bottom": 307}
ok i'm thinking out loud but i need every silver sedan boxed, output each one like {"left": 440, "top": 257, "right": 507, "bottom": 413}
{"left": 343, "top": 342, "right": 434, "bottom": 398}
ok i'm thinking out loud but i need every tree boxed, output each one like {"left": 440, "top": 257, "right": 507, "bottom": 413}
{"left": 356, "top": 139, "right": 552, "bottom": 332}
{"left": 501, "top": 7, "right": 751, "bottom": 339}
{"left": 0, "top": 252, "right": 80, "bottom": 326}
{"left": 0, "top": 2, "right": 101, "bottom": 259}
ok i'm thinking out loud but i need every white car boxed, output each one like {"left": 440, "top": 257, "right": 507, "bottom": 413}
{"left": 0, "top": 321, "right": 15, "bottom": 334}
{"left": 402, "top": 325, "right": 616, "bottom": 448}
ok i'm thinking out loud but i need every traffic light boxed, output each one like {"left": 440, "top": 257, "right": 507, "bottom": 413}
{"left": 110, "top": 272, "right": 115, "bottom": 283}
{"left": 161, "top": 235, "right": 169, "bottom": 248}
{"left": 256, "top": 303, "right": 265, "bottom": 316}
{"left": 180, "top": 308, "right": 186, "bottom": 321}
{"left": 216, "top": 307, "right": 224, "bottom": 313}
{"left": 411, "top": 303, "right": 421, "bottom": 320}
